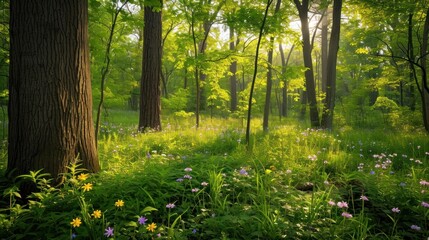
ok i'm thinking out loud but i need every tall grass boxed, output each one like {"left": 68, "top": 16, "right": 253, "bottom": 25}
{"left": 0, "top": 110, "right": 428, "bottom": 239}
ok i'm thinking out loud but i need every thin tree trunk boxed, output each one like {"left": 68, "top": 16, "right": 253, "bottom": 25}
{"left": 321, "top": 0, "right": 342, "bottom": 129}
{"left": 139, "top": 2, "right": 162, "bottom": 131}
{"left": 263, "top": 0, "right": 281, "bottom": 132}
{"left": 420, "top": 7, "right": 429, "bottom": 132}
{"left": 8, "top": 0, "right": 99, "bottom": 188}
{"left": 95, "top": 1, "right": 128, "bottom": 141}
{"left": 279, "top": 44, "right": 294, "bottom": 118}
{"left": 321, "top": 9, "right": 328, "bottom": 93}
{"left": 246, "top": 0, "right": 273, "bottom": 145}
{"left": 229, "top": 26, "right": 238, "bottom": 112}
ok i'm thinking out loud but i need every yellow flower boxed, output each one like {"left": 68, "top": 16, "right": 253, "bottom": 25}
{"left": 70, "top": 217, "right": 82, "bottom": 228}
{"left": 115, "top": 199, "right": 124, "bottom": 208}
{"left": 77, "top": 173, "right": 89, "bottom": 181}
{"left": 91, "top": 210, "right": 102, "bottom": 219}
{"left": 82, "top": 183, "right": 93, "bottom": 192}
{"left": 146, "top": 222, "right": 157, "bottom": 232}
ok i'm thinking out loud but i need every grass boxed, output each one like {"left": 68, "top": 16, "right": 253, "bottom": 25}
{"left": 0, "top": 110, "right": 428, "bottom": 239}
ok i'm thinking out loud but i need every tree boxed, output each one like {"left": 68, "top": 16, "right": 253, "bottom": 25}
{"left": 139, "top": 0, "right": 163, "bottom": 131}
{"left": 7, "top": 0, "right": 100, "bottom": 186}
{"left": 263, "top": 0, "right": 282, "bottom": 132}
{"left": 320, "top": 0, "right": 342, "bottom": 129}
{"left": 293, "top": 0, "right": 320, "bottom": 127}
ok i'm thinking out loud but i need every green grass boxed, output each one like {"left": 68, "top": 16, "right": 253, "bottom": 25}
{"left": 0, "top": 110, "right": 428, "bottom": 239}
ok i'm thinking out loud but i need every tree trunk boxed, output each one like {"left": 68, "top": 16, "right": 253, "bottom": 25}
{"left": 263, "top": 0, "right": 281, "bottom": 132}
{"left": 321, "top": 0, "right": 342, "bottom": 129}
{"left": 279, "top": 44, "right": 295, "bottom": 118}
{"left": 420, "top": 7, "right": 429, "bottom": 132}
{"left": 8, "top": 0, "right": 99, "bottom": 187}
{"left": 321, "top": 10, "right": 328, "bottom": 93}
{"left": 229, "top": 26, "right": 238, "bottom": 112}
{"left": 294, "top": 0, "right": 320, "bottom": 127}
{"left": 139, "top": 2, "right": 162, "bottom": 131}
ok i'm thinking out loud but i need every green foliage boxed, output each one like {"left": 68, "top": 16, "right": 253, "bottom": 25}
{"left": 1, "top": 113, "right": 428, "bottom": 239}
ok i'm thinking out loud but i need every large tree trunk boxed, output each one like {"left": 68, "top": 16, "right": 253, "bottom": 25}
{"left": 8, "top": 0, "right": 99, "bottom": 186}
{"left": 294, "top": 0, "right": 320, "bottom": 127}
{"left": 139, "top": 2, "right": 162, "bottom": 131}
{"left": 321, "top": 0, "right": 342, "bottom": 129}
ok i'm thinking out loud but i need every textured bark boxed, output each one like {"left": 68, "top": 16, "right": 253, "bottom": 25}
{"left": 8, "top": 0, "right": 99, "bottom": 185}
{"left": 294, "top": 0, "right": 320, "bottom": 127}
{"left": 321, "top": 0, "right": 342, "bottom": 129}
{"left": 321, "top": 11, "right": 328, "bottom": 93}
{"left": 139, "top": 3, "right": 162, "bottom": 131}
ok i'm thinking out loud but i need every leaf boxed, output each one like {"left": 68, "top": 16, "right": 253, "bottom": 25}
{"left": 125, "top": 221, "right": 138, "bottom": 227}
{"left": 141, "top": 206, "right": 158, "bottom": 214}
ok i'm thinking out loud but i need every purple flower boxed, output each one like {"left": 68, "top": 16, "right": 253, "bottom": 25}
{"left": 341, "top": 212, "right": 353, "bottom": 218}
{"left": 369, "top": 170, "right": 375, "bottom": 175}
{"left": 420, "top": 180, "right": 429, "bottom": 186}
{"left": 166, "top": 203, "right": 175, "bottom": 209}
{"left": 176, "top": 178, "right": 184, "bottom": 182}
{"left": 191, "top": 188, "right": 200, "bottom": 193}
{"left": 421, "top": 201, "right": 429, "bottom": 208}
{"left": 104, "top": 227, "right": 114, "bottom": 237}
{"left": 71, "top": 233, "right": 77, "bottom": 239}
{"left": 239, "top": 168, "right": 248, "bottom": 176}
{"left": 360, "top": 195, "right": 369, "bottom": 201}
{"left": 391, "top": 207, "right": 400, "bottom": 213}
{"left": 183, "top": 174, "right": 192, "bottom": 180}
{"left": 328, "top": 200, "right": 336, "bottom": 206}
{"left": 410, "top": 225, "right": 421, "bottom": 231}
{"left": 337, "top": 201, "right": 348, "bottom": 208}
{"left": 201, "top": 181, "right": 209, "bottom": 187}
{"left": 192, "top": 229, "right": 197, "bottom": 234}
{"left": 138, "top": 216, "right": 147, "bottom": 225}
{"left": 157, "top": 233, "right": 162, "bottom": 238}
{"left": 146, "top": 152, "right": 152, "bottom": 159}
{"left": 184, "top": 167, "right": 192, "bottom": 172}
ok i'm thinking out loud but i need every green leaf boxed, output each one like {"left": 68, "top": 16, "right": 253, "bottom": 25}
{"left": 141, "top": 206, "right": 158, "bottom": 214}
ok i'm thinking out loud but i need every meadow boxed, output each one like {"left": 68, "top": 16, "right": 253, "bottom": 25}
{"left": 0, "top": 110, "right": 428, "bottom": 239}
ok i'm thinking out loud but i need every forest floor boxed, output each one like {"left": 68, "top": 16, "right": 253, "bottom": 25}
{"left": 0, "top": 110, "right": 428, "bottom": 239}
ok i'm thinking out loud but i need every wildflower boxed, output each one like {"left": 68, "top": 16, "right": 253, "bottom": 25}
{"left": 146, "top": 152, "right": 152, "bottom": 158}
{"left": 421, "top": 201, "right": 429, "bottom": 208}
{"left": 410, "top": 225, "right": 421, "bottom": 231}
{"left": 82, "top": 183, "right": 93, "bottom": 192}
{"left": 71, "top": 233, "right": 77, "bottom": 239}
{"left": 399, "top": 182, "right": 406, "bottom": 187}
{"left": 115, "top": 199, "right": 124, "bottom": 208}
{"left": 265, "top": 169, "right": 272, "bottom": 174}
{"left": 176, "top": 178, "right": 184, "bottom": 182}
{"left": 420, "top": 180, "right": 429, "bottom": 186}
{"left": 328, "top": 200, "right": 336, "bottom": 206}
{"left": 286, "top": 169, "right": 292, "bottom": 174}
{"left": 324, "top": 180, "right": 330, "bottom": 185}
{"left": 239, "top": 168, "right": 248, "bottom": 176}
{"left": 70, "top": 217, "right": 82, "bottom": 228}
{"left": 166, "top": 203, "right": 175, "bottom": 209}
{"left": 360, "top": 195, "right": 369, "bottom": 201}
{"left": 192, "top": 229, "right": 198, "bottom": 234}
{"left": 341, "top": 212, "right": 353, "bottom": 218}
{"left": 77, "top": 173, "right": 89, "bottom": 181}
{"left": 138, "top": 216, "right": 148, "bottom": 225}
{"left": 146, "top": 222, "right": 157, "bottom": 232}
{"left": 157, "top": 233, "right": 161, "bottom": 238}
{"left": 184, "top": 167, "right": 192, "bottom": 172}
{"left": 201, "top": 181, "right": 209, "bottom": 186}
{"left": 369, "top": 170, "right": 375, "bottom": 175}
{"left": 104, "top": 227, "right": 114, "bottom": 237}
{"left": 183, "top": 174, "right": 192, "bottom": 180}
{"left": 192, "top": 188, "right": 200, "bottom": 193}
{"left": 91, "top": 210, "right": 102, "bottom": 219}
{"left": 391, "top": 207, "right": 400, "bottom": 213}
{"left": 337, "top": 201, "right": 348, "bottom": 208}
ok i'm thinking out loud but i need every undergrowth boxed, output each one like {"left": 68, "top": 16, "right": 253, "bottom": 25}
{"left": 0, "top": 114, "right": 428, "bottom": 239}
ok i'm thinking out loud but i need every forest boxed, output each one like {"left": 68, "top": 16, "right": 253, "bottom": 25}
{"left": 0, "top": 0, "right": 428, "bottom": 239}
